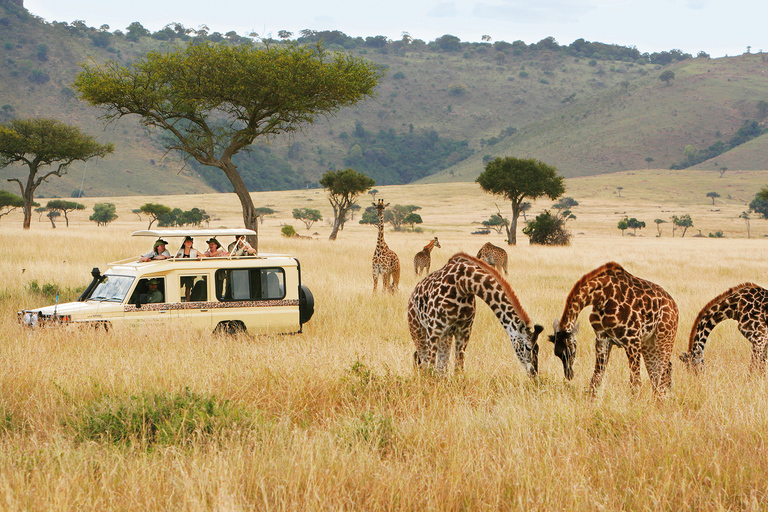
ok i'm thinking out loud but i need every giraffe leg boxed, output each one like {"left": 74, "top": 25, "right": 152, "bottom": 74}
{"left": 589, "top": 334, "right": 613, "bottom": 396}
{"left": 453, "top": 324, "right": 473, "bottom": 372}
{"left": 434, "top": 336, "right": 451, "bottom": 374}
{"left": 625, "top": 343, "right": 643, "bottom": 394}
{"left": 749, "top": 335, "right": 768, "bottom": 374}
{"left": 372, "top": 270, "right": 379, "bottom": 292}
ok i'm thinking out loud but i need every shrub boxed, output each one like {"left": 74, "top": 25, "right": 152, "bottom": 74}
{"left": 522, "top": 210, "right": 572, "bottom": 245}
{"left": 281, "top": 225, "right": 297, "bottom": 237}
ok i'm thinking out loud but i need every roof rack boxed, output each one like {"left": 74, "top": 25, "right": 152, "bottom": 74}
{"left": 131, "top": 228, "right": 256, "bottom": 238}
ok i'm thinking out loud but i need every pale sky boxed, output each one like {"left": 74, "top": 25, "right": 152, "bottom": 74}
{"left": 23, "top": 0, "right": 766, "bottom": 58}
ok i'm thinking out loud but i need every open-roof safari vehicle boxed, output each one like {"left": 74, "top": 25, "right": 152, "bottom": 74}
{"left": 19, "top": 229, "right": 315, "bottom": 335}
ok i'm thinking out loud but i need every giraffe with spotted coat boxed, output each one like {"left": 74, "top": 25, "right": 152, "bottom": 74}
{"left": 408, "top": 252, "right": 543, "bottom": 376}
{"left": 680, "top": 282, "right": 768, "bottom": 374}
{"left": 372, "top": 199, "right": 400, "bottom": 293}
{"left": 550, "top": 261, "right": 679, "bottom": 398}
{"left": 476, "top": 242, "right": 508, "bottom": 275}
{"left": 414, "top": 237, "right": 441, "bottom": 276}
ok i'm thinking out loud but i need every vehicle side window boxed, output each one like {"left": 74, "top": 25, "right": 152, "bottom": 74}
{"left": 180, "top": 275, "right": 208, "bottom": 302}
{"left": 215, "top": 268, "right": 285, "bottom": 301}
{"left": 129, "top": 277, "right": 166, "bottom": 304}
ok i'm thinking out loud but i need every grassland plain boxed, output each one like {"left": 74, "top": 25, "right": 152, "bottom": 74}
{"left": 2, "top": 173, "right": 768, "bottom": 510}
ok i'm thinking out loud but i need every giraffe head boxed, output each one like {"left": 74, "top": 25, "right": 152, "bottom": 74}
{"left": 373, "top": 199, "right": 390, "bottom": 212}
{"left": 678, "top": 352, "right": 705, "bottom": 374}
{"left": 509, "top": 324, "right": 544, "bottom": 377}
{"left": 432, "top": 237, "right": 441, "bottom": 248}
{"left": 549, "top": 319, "right": 578, "bottom": 380}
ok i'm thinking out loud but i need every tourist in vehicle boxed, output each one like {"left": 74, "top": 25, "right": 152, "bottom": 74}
{"left": 228, "top": 235, "right": 256, "bottom": 256}
{"left": 204, "top": 238, "right": 227, "bottom": 257}
{"left": 146, "top": 279, "right": 164, "bottom": 303}
{"left": 139, "top": 239, "right": 171, "bottom": 262}
{"left": 176, "top": 236, "right": 201, "bottom": 259}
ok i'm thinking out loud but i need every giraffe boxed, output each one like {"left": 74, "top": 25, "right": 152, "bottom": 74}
{"left": 550, "top": 261, "right": 679, "bottom": 398}
{"left": 679, "top": 282, "right": 768, "bottom": 374}
{"left": 413, "top": 237, "right": 441, "bottom": 276}
{"left": 372, "top": 199, "right": 400, "bottom": 293}
{"left": 408, "top": 252, "right": 543, "bottom": 376}
{"left": 476, "top": 242, "right": 508, "bottom": 275}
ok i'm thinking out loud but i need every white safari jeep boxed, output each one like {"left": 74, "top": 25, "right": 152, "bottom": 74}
{"left": 19, "top": 229, "right": 314, "bottom": 335}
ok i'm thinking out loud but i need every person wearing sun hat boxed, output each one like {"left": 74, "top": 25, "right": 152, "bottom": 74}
{"left": 203, "top": 237, "right": 227, "bottom": 257}
{"left": 139, "top": 239, "right": 171, "bottom": 262}
{"left": 228, "top": 235, "right": 256, "bottom": 256}
{"left": 175, "top": 236, "right": 200, "bottom": 259}
{"left": 146, "top": 278, "right": 164, "bottom": 303}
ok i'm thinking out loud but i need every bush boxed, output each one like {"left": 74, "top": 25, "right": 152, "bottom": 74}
{"left": 281, "top": 225, "right": 297, "bottom": 237}
{"left": 522, "top": 210, "right": 572, "bottom": 245}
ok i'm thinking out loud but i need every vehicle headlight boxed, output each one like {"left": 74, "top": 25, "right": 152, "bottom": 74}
{"left": 21, "top": 311, "right": 39, "bottom": 327}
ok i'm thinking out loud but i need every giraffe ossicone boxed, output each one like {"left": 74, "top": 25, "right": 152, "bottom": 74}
{"left": 408, "top": 252, "right": 543, "bottom": 376}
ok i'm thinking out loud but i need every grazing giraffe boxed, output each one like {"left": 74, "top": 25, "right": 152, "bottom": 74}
{"left": 476, "top": 242, "right": 508, "bottom": 275}
{"left": 372, "top": 199, "right": 400, "bottom": 293}
{"left": 408, "top": 252, "right": 543, "bottom": 376}
{"left": 550, "top": 261, "right": 679, "bottom": 398}
{"left": 679, "top": 282, "right": 768, "bottom": 374}
{"left": 413, "top": 237, "right": 441, "bottom": 276}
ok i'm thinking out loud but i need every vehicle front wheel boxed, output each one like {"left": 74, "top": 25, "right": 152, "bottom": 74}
{"left": 214, "top": 321, "right": 246, "bottom": 336}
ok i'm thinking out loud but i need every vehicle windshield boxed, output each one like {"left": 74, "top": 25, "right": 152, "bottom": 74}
{"left": 86, "top": 275, "right": 135, "bottom": 302}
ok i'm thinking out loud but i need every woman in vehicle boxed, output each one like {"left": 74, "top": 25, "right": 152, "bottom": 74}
{"left": 176, "top": 236, "right": 201, "bottom": 259}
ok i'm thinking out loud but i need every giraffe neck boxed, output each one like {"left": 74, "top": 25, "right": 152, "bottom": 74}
{"left": 375, "top": 210, "right": 387, "bottom": 254}
{"left": 688, "top": 285, "right": 748, "bottom": 357}
{"left": 458, "top": 261, "right": 529, "bottom": 333}
{"left": 558, "top": 274, "right": 612, "bottom": 331}
{"left": 422, "top": 240, "right": 435, "bottom": 254}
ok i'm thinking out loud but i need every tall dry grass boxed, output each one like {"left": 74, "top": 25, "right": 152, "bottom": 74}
{"left": 1, "top": 178, "right": 768, "bottom": 510}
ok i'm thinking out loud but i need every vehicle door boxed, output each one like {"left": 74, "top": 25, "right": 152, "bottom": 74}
{"left": 176, "top": 274, "right": 212, "bottom": 328}
{"left": 124, "top": 276, "right": 176, "bottom": 326}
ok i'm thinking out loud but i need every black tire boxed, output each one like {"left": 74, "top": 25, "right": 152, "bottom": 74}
{"left": 214, "top": 321, "right": 246, "bottom": 336}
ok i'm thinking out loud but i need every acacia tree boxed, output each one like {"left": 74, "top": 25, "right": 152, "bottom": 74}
{"left": 139, "top": 203, "right": 172, "bottom": 229}
{"left": 46, "top": 199, "right": 85, "bottom": 227}
{"left": 672, "top": 214, "right": 694, "bottom": 237}
{"left": 0, "top": 118, "right": 113, "bottom": 229}
{"left": 706, "top": 191, "right": 720, "bottom": 205}
{"left": 476, "top": 157, "right": 565, "bottom": 245}
{"left": 0, "top": 190, "right": 24, "bottom": 221}
{"left": 320, "top": 168, "right": 375, "bottom": 240}
{"left": 74, "top": 42, "right": 381, "bottom": 251}
{"left": 654, "top": 218, "right": 666, "bottom": 237}
{"left": 90, "top": 202, "right": 118, "bottom": 227}
{"left": 292, "top": 208, "right": 322, "bottom": 230}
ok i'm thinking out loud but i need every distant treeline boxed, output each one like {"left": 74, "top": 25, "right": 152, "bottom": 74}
{"left": 4, "top": 0, "right": 695, "bottom": 67}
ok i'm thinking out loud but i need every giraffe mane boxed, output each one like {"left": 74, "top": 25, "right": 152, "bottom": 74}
{"left": 451, "top": 252, "right": 531, "bottom": 326}
{"left": 559, "top": 261, "right": 625, "bottom": 329}
{"left": 686, "top": 282, "right": 760, "bottom": 352}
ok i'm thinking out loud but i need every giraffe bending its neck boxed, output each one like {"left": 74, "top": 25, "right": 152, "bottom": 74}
{"left": 550, "top": 261, "right": 679, "bottom": 398}
{"left": 476, "top": 242, "right": 508, "bottom": 275}
{"left": 680, "top": 283, "right": 768, "bottom": 374}
{"left": 414, "top": 237, "right": 441, "bottom": 275}
{"left": 408, "top": 252, "right": 543, "bottom": 376}
{"left": 372, "top": 199, "right": 400, "bottom": 293}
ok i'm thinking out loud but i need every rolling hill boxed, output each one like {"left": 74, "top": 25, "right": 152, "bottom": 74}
{"left": 1, "top": 0, "right": 767, "bottom": 199}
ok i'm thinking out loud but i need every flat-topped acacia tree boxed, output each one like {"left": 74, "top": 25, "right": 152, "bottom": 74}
{"left": 0, "top": 118, "right": 113, "bottom": 229}
{"left": 74, "top": 41, "right": 382, "bottom": 251}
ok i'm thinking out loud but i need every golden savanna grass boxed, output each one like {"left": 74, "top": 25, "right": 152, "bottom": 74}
{"left": 2, "top": 171, "right": 768, "bottom": 510}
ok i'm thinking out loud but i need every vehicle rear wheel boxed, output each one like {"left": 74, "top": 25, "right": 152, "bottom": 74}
{"left": 214, "top": 321, "right": 246, "bottom": 336}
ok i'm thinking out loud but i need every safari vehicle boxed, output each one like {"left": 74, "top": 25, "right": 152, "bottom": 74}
{"left": 19, "top": 229, "right": 314, "bottom": 335}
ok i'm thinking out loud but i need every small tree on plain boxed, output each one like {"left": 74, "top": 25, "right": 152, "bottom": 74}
{"left": 627, "top": 217, "right": 646, "bottom": 235}
{"left": 476, "top": 156, "right": 565, "bottom": 245}
{"left": 739, "top": 211, "right": 751, "bottom": 239}
{"left": 0, "top": 190, "right": 24, "bottom": 221}
{"left": 46, "top": 210, "right": 60, "bottom": 228}
{"left": 748, "top": 186, "right": 768, "bottom": 219}
{"left": 645, "top": 157, "right": 654, "bottom": 168}
{"left": 45, "top": 199, "right": 85, "bottom": 227}
{"left": 90, "top": 203, "right": 118, "bottom": 227}
{"left": 522, "top": 210, "right": 572, "bottom": 245}
{"left": 139, "top": 203, "right": 172, "bottom": 229}
{"left": 654, "top": 218, "right": 666, "bottom": 237}
{"left": 34, "top": 205, "right": 47, "bottom": 221}
{"left": 292, "top": 208, "right": 322, "bottom": 230}
{"left": 672, "top": 214, "right": 693, "bottom": 237}
{"left": 482, "top": 213, "right": 509, "bottom": 234}
{"left": 617, "top": 217, "right": 629, "bottom": 236}
{"left": 321, "top": 168, "right": 375, "bottom": 240}
{"left": 706, "top": 191, "right": 720, "bottom": 205}
{"left": 256, "top": 207, "right": 276, "bottom": 224}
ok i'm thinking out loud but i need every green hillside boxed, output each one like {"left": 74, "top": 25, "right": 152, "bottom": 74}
{"left": 1, "top": 1, "right": 767, "bottom": 198}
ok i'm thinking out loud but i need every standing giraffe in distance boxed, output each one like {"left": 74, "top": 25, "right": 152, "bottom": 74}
{"left": 414, "top": 237, "right": 441, "bottom": 276}
{"left": 372, "top": 199, "right": 400, "bottom": 293}
{"left": 408, "top": 252, "right": 543, "bottom": 376}
{"left": 550, "top": 261, "right": 679, "bottom": 398}
{"left": 476, "top": 242, "right": 508, "bottom": 275}
{"left": 680, "top": 282, "right": 768, "bottom": 374}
